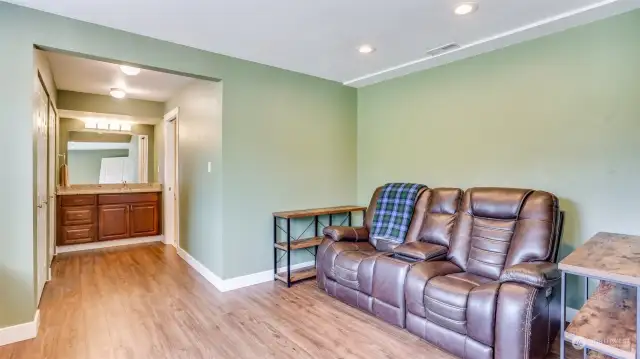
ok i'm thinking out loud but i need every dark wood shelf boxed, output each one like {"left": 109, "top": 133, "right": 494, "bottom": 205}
{"left": 274, "top": 236, "right": 323, "bottom": 251}
{"left": 273, "top": 205, "right": 366, "bottom": 219}
{"left": 275, "top": 266, "right": 316, "bottom": 283}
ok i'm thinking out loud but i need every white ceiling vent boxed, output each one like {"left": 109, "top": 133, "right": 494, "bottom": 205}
{"left": 426, "top": 43, "right": 461, "bottom": 57}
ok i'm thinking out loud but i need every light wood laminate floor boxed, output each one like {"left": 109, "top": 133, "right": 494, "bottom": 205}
{"left": 0, "top": 243, "right": 582, "bottom": 359}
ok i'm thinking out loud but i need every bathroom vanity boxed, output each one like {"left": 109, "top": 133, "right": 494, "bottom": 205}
{"left": 57, "top": 184, "right": 162, "bottom": 246}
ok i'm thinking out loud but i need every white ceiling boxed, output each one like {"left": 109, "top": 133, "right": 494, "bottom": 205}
{"left": 45, "top": 51, "right": 195, "bottom": 102}
{"left": 12, "top": 0, "right": 640, "bottom": 87}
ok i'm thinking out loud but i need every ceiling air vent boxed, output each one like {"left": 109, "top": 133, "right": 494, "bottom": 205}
{"left": 426, "top": 43, "right": 461, "bottom": 57}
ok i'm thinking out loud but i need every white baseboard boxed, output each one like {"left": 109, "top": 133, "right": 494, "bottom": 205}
{"left": 0, "top": 310, "right": 40, "bottom": 347}
{"left": 56, "top": 235, "right": 164, "bottom": 254}
{"left": 176, "top": 247, "right": 226, "bottom": 290}
{"left": 176, "top": 246, "right": 314, "bottom": 292}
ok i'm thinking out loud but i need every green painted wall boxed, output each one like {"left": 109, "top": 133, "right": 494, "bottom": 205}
{"left": 0, "top": 2, "right": 356, "bottom": 327}
{"left": 164, "top": 80, "right": 224, "bottom": 276}
{"left": 357, "top": 10, "right": 640, "bottom": 308}
{"left": 57, "top": 90, "right": 165, "bottom": 118}
{"left": 67, "top": 149, "right": 130, "bottom": 184}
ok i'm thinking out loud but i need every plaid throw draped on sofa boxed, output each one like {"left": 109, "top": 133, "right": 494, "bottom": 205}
{"left": 371, "top": 183, "right": 427, "bottom": 243}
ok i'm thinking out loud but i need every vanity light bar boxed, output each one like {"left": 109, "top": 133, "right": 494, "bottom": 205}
{"left": 84, "top": 121, "right": 133, "bottom": 132}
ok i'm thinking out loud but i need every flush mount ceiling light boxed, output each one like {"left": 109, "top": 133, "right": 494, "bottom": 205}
{"left": 110, "top": 88, "right": 126, "bottom": 99}
{"left": 358, "top": 44, "right": 376, "bottom": 54}
{"left": 119, "top": 65, "right": 141, "bottom": 76}
{"left": 454, "top": 2, "right": 479, "bottom": 15}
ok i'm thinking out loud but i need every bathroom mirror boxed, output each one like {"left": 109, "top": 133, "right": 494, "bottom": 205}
{"left": 64, "top": 131, "right": 149, "bottom": 184}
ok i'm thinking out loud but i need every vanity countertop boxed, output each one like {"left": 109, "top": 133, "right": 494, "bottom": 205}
{"left": 57, "top": 183, "right": 162, "bottom": 196}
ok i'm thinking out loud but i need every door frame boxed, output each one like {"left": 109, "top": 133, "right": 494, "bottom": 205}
{"left": 47, "top": 102, "right": 57, "bottom": 273}
{"left": 163, "top": 107, "right": 180, "bottom": 247}
{"left": 137, "top": 134, "right": 149, "bottom": 183}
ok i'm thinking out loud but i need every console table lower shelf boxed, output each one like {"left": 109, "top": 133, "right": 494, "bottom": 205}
{"left": 565, "top": 282, "right": 637, "bottom": 359}
{"left": 274, "top": 266, "right": 317, "bottom": 284}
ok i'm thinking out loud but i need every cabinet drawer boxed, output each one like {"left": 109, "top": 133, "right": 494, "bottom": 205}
{"left": 59, "top": 225, "right": 96, "bottom": 245}
{"left": 61, "top": 206, "right": 96, "bottom": 226}
{"left": 60, "top": 195, "right": 96, "bottom": 207}
{"left": 99, "top": 193, "right": 159, "bottom": 205}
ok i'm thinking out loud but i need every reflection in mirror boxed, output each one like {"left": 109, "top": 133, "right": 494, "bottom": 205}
{"left": 66, "top": 133, "right": 149, "bottom": 184}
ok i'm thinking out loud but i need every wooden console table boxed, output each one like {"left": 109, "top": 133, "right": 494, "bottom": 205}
{"left": 273, "top": 205, "right": 366, "bottom": 287}
{"left": 559, "top": 232, "right": 639, "bottom": 359}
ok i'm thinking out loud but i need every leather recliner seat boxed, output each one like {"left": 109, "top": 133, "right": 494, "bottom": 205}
{"left": 317, "top": 187, "right": 563, "bottom": 359}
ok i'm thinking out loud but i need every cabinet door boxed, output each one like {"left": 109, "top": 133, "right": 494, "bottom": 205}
{"left": 129, "top": 202, "right": 159, "bottom": 238}
{"left": 98, "top": 204, "right": 130, "bottom": 241}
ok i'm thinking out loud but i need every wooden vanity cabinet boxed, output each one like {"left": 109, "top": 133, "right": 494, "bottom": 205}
{"left": 57, "top": 192, "right": 161, "bottom": 246}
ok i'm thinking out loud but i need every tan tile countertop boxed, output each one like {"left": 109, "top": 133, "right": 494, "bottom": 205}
{"left": 57, "top": 183, "right": 162, "bottom": 195}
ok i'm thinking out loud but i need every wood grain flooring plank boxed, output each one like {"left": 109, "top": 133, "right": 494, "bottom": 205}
{"left": 0, "top": 243, "right": 584, "bottom": 359}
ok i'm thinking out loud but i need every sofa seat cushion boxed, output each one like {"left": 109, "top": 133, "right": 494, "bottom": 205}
{"left": 424, "top": 272, "right": 493, "bottom": 335}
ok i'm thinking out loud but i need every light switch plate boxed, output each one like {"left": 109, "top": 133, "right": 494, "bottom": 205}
{"left": 207, "top": 162, "right": 212, "bottom": 173}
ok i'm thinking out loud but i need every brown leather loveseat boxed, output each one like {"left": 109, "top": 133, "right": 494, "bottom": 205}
{"left": 317, "top": 187, "right": 564, "bottom": 359}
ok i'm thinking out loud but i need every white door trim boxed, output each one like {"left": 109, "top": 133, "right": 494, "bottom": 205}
{"left": 47, "top": 103, "right": 57, "bottom": 273}
{"left": 163, "top": 108, "right": 180, "bottom": 247}
{"left": 138, "top": 134, "right": 149, "bottom": 183}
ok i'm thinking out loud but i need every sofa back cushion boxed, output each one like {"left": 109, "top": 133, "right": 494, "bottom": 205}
{"left": 447, "top": 188, "right": 558, "bottom": 280}
{"left": 417, "top": 188, "right": 463, "bottom": 247}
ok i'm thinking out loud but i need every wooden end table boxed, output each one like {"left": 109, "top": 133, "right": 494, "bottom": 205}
{"left": 559, "top": 232, "right": 639, "bottom": 359}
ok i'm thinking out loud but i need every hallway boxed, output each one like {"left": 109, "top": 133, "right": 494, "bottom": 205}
{"left": 0, "top": 244, "right": 580, "bottom": 359}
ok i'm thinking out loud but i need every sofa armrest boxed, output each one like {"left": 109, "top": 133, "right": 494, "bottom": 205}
{"left": 392, "top": 242, "right": 448, "bottom": 261}
{"left": 323, "top": 226, "right": 369, "bottom": 242}
{"left": 499, "top": 262, "right": 560, "bottom": 289}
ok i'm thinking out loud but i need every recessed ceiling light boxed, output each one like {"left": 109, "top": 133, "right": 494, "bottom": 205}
{"left": 110, "top": 88, "right": 126, "bottom": 99}
{"left": 119, "top": 65, "right": 141, "bottom": 76}
{"left": 454, "top": 2, "right": 478, "bottom": 15}
{"left": 358, "top": 44, "right": 375, "bottom": 54}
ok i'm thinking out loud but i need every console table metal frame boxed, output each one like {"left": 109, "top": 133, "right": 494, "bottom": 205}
{"left": 273, "top": 206, "right": 366, "bottom": 287}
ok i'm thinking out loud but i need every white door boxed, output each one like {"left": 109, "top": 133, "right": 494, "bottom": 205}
{"left": 164, "top": 113, "right": 178, "bottom": 247}
{"left": 35, "top": 77, "right": 49, "bottom": 303}
{"left": 47, "top": 103, "right": 57, "bottom": 268}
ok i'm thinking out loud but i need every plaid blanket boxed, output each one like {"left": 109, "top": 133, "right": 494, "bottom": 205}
{"left": 371, "top": 183, "right": 427, "bottom": 244}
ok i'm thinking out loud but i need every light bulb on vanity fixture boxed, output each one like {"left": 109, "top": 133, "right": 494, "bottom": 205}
{"left": 119, "top": 65, "right": 141, "bottom": 76}
{"left": 110, "top": 88, "right": 126, "bottom": 99}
